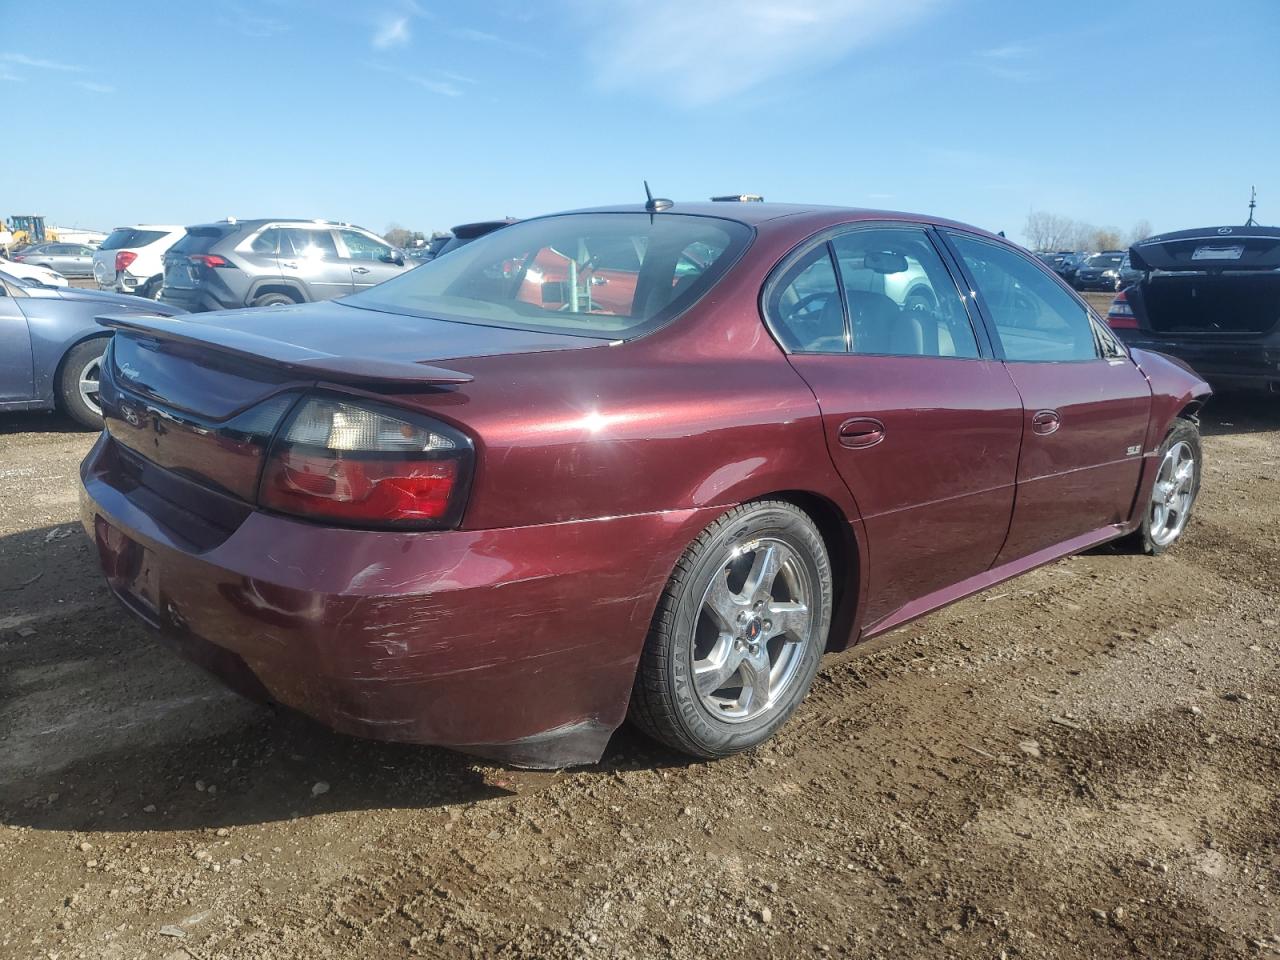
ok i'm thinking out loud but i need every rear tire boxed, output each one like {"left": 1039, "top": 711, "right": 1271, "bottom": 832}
{"left": 57, "top": 338, "right": 108, "bottom": 430}
{"left": 1127, "top": 418, "right": 1202, "bottom": 555}
{"left": 628, "top": 501, "right": 832, "bottom": 759}
{"left": 250, "top": 292, "right": 298, "bottom": 308}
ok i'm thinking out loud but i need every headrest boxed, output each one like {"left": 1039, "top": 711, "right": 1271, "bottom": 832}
{"left": 865, "top": 250, "right": 909, "bottom": 275}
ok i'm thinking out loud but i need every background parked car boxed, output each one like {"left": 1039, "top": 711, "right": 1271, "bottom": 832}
{"left": 93, "top": 225, "right": 186, "bottom": 300}
{"left": 1073, "top": 251, "right": 1124, "bottom": 290}
{"left": 1115, "top": 252, "right": 1144, "bottom": 290}
{"left": 0, "top": 267, "right": 183, "bottom": 427}
{"left": 1106, "top": 225, "right": 1280, "bottom": 394}
{"left": 430, "top": 219, "right": 518, "bottom": 258}
{"left": 409, "top": 232, "right": 454, "bottom": 262}
{"left": 0, "top": 256, "right": 69, "bottom": 287}
{"left": 10, "top": 242, "right": 97, "bottom": 278}
{"left": 159, "top": 218, "right": 411, "bottom": 311}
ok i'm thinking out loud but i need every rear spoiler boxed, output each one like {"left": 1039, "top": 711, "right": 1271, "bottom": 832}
{"left": 96, "top": 313, "right": 473, "bottom": 386}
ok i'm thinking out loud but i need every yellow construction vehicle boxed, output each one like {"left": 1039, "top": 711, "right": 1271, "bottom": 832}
{"left": 6, "top": 215, "right": 57, "bottom": 247}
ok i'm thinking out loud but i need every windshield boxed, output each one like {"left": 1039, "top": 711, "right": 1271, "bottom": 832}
{"left": 345, "top": 212, "right": 752, "bottom": 338}
{"left": 1086, "top": 254, "right": 1123, "bottom": 268}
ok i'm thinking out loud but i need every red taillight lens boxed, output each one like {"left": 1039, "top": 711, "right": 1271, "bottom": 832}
{"left": 115, "top": 250, "right": 137, "bottom": 272}
{"left": 11, "top": 254, "right": 25, "bottom": 261}
{"left": 1106, "top": 291, "right": 1138, "bottom": 330}
{"left": 258, "top": 395, "right": 472, "bottom": 529}
{"left": 189, "top": 254, "right": 230, "bottom": 268}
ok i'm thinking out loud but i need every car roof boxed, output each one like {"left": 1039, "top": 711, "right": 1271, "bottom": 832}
{"left": 111, "top": 225, "right": 185, "bottom": 231}
{"left": 544, "top": 201, "right": 1004, "bottom": 241}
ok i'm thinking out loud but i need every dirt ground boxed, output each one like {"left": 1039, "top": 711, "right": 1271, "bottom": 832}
{"left": 1, "top": 385, "right": 1278, "bottom": 959}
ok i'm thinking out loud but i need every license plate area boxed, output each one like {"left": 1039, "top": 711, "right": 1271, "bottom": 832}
{"left": 94, "top": 515, "right": 160, "bottom": 617}
{"left": 1191, "top": 244, "right": 1244, "bottom": 261}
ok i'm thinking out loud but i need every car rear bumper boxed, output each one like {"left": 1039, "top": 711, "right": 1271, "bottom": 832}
{"left": 158, "top": 286, "right": 233, "bottom": 312}
{"left": 79, "top": 433, "right": 715, "bottom": 767}
{"left": 1117, "top": 332, "right": 1280, "bottom": 393}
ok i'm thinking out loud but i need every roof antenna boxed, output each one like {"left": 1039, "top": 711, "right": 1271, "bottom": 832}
{"left": 643, "top": 180, "right": 673, "bottom": 213}
{"left": 1245, "top": 185, "right": 1257, "bottom": 227}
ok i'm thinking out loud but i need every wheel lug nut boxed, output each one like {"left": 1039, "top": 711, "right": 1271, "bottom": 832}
{"left": 737, "top": 611, "right": 748, "bottom": 623}
{"left": 763, "top": 620, "right": 772, "bottom": 630}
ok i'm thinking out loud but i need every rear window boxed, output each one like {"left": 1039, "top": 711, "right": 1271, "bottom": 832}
{"left": 170, "top": 226, "right": 234, "bottom": 255}
{"left": 99, "top": 228, "right": 170, "bottom": 251}
{"left": 344, "top": 213, "right": 752, "bottom": 338}
{"left": 1086, "top": 254, "right": 1123, "bottom": 268}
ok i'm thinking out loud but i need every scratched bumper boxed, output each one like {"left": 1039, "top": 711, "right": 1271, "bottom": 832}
{"left": 79, "top": 434, "right": 714, "bottom": 767}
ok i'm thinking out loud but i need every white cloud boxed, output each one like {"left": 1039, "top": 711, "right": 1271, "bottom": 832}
{"left": 976, "top": 41, "right": 1035, "bottom": 81}
{"left": 365, "top": 62, "right": 463, "bottom": 97}
{"left": 978, "top": 42, "right": 1033, "bottom": 60}
{"left": 75, "top": 80, "right": 115, "bottom": 94}
{"left": 0, "top": 52, "right": 85, "bottom": 72}
{"left": 578, "top": 0, "right": 944, "bottom": 106}
{"left": 372, "top": 15, "right": 412, "bottom": 49}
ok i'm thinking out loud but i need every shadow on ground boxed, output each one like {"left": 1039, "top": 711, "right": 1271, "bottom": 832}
{"left": 0, "top": 524, "right": 689, "bottom": 834}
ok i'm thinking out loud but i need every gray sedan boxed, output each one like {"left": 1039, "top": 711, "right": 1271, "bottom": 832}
{"left": 12, "top": 242, "right": 98, "bottom": 278}
{"left": 0, "top": 268, "right": 184, "bottom": 427}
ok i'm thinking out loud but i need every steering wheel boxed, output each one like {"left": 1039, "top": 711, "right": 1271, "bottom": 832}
{"left": 782, "top": 291, "right": 835, "bottom": 324}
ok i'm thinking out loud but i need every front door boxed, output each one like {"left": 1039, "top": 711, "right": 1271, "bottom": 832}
{"left": 0, "top": 284, "right": 33, "bottom": 401}
{"left": 277, "top": 227, "right": 352, "bottom": 301}
{"left": 770, "top": 225, "right": 1025, "bottom": 627}
{"left": 943, "top": 231, "right": 1152, "bottom": 564}
{"left": 336, "top": 229, "right": 405, "bottom": 291}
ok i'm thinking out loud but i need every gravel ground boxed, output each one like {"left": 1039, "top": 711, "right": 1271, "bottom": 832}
{"left": 1, "top": 388, "right": 1277, "bottom": 960}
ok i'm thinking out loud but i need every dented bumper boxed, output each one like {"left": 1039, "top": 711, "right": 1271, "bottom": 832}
{"left": 80, "top": 433, "right": 714, "bottom": 767}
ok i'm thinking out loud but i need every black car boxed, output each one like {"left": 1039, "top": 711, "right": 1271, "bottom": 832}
{"left": 1105, "top": 225, "right": 1280, "bottom": 394}
{"left": 1073, "top": 252, "right": 1125, "bottom": 291}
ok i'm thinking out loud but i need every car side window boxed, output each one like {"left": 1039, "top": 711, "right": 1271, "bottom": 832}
{"left": 767, "top": 246, "right": 845, "bottom": 353}
{"left": 949, "top": 233, "right": 1099, "bottom": 362}
{"left": 251, "top": 228, "right": 281, "bottom": 255}
{"left": 831, "top": 228, "right": 979, "bottom": 358}
{"left": 339, "top": 230, "right": 389, "bottom": 262}
{"left": 281, "top": 229, "right": 338, "bottom": 260}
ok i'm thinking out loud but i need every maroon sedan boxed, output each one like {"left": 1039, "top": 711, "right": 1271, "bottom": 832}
{"left": 80, "top": 203, "right": 1210, "bottom": 767}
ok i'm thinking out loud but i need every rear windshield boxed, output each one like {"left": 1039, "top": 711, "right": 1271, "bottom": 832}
{"left": 99, "top": 228, "right": 170, "bottom": 251}
{"left": 170, "top": 226, "right": 235, "bottom": 255}
{"left": 344, "top": 212, "right": 752, "bottom": 338}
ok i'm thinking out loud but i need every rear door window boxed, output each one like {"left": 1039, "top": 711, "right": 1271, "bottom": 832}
{"left": 832, "top": 228, "right": 979, "bottom": 358}
{"left": 280, "top": 229, "right": 338, "bottom": 260}
{"left": 948, "top": 232, "right": 1099, "bottom": 362}
{"left": 767, "top": 247, "right": 845, "bottom": 353}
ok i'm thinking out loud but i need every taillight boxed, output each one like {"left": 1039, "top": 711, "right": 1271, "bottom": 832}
{"left": 259, "top": 394, "right": 473, "bottom": 529}
{"left": 1106, "top": 291, "right": 1138, "bottom": 330}
{"left": 189, "top": 254, "right": 230, "bottom": 268}
{"left": 115, "top": 250, "right": 137, "bottom": 273}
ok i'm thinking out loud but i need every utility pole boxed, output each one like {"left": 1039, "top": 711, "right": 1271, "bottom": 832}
{"left": 1245, "top": 186, "right": 1257, "bottom": 227}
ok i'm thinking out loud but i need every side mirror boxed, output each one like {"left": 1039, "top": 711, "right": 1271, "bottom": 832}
{"left": 381, "top": 250, "right": 405, "bottom": 266}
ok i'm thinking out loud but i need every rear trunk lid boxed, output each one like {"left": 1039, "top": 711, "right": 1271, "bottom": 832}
{"left": 94, "top": 300, "right": 608, "bottom": 512}
{"left": 1128, "top": 226, "right": 1280, "bottom": 337}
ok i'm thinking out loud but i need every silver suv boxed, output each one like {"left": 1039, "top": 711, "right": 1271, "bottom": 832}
{"left": 158, "top": 218, "right": 410, "bottom": 312}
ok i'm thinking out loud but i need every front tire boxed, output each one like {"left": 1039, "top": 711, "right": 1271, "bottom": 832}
{"left": 57, "top": 339, "right": 108, "bottom": 429}
{"left": 1131, "top": 418, "right": 1202, "bottom": 555}
{"left": 250, "top": 292, "right": 298, "bottom": 308}
{"left": 629, "top": 501, "right": 833, "bottom": 759}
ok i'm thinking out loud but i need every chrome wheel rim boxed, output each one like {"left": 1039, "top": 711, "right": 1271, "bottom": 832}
{"left": 691, "top": 537, "right": 813, "bottom": 723}
{"left": 1150, "top": 441, "right": 1196, "bottom": 546}
{"left": 78, "top": 355, "right": 102, "bottom": 417}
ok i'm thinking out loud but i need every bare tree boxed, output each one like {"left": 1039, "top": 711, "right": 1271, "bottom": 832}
{"left": 1087, "top": 227, "right": 1123, "bottom": 251}
{"left": 1024, "top": 210, "right": 1076, "bottom": 251}
{"left": 1125, "top": 219, "right": 1153, "bottom": 245}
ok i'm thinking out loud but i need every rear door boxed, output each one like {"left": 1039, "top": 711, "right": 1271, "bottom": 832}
{"left": 771, "top": 224, "right": 1024, "bottom": 628}
{"left": 0, "top": 281, "right": 34, "bottom": 401}
{"left": 943, "top": 231, "right": 1152, "bottom": 564}
{"left": 278, "top": 228, "right": 351, "bottom": 300}
{"left": 335, "top": 229, "right": 404, "bottom": 291}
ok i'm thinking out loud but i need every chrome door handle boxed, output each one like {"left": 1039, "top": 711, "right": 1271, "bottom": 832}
{"left": 1032, "top": 410, "right": 1061, "bottom": 435}
{"left": 352, "top": 266, "right": 371, "bottom": 275}
{"left": 838, "top": 417, "right": 886, "bottom": 449}
{"left": 280, "top": 261, "right": 298, "bottom": 269}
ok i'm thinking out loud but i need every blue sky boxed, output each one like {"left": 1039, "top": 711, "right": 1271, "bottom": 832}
{"left": 4, "top": 0, "right": 1278, "bottom": 244}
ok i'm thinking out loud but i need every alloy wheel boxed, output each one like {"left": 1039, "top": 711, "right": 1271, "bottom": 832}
{"left": 1150, "top": 440, "right": 1196, "bottom": 546}
{"left": 691, "top": 537, "right": 814, "bottom": 722}
{"left": 78, "top": 356, "right": 102, "bottom": 417}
